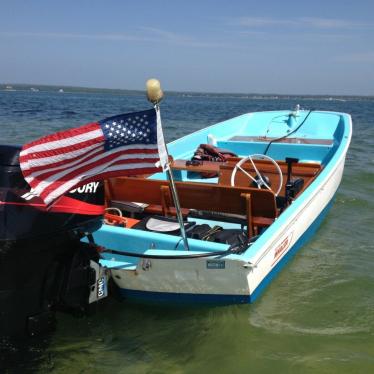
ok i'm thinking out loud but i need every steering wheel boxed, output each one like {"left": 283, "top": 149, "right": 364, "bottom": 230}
{"left": 230, "top": 154, "right": 283, "bottom": 196}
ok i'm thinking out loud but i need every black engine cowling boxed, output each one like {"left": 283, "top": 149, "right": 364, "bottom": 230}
{"left": 0, "top": 144, "right": 104, "bottom": 244}
{"left": 0, "top": 145, "right": 106, "bottom": 337}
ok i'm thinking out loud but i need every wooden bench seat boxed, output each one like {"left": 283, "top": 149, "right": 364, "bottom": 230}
{"left": 106, "top": 177, "right": 278, "bottom": 237}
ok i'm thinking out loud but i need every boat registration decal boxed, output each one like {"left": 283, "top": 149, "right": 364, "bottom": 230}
{"left": 206, "top": 260, "right": 225, "bottom": 269}
{"left": 97, "top": 276, "right": 108, "bottom": 299}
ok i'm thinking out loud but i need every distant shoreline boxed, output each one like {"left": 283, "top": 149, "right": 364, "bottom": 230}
{"left": 1, "top": 83, "right": 373, "bottom": 100}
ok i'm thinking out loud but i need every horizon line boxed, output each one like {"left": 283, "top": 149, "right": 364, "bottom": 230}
{"left": 1, "top": 82, "right": 373, "bottom": 98}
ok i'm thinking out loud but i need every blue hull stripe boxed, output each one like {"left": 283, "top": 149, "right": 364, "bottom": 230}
{"left": 119, "top": 198, "right": 335, "bottom": 304}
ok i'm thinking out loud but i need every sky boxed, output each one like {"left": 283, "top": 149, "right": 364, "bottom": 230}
{"left": 0, "top": 0, "right": 373, "bottom": 95}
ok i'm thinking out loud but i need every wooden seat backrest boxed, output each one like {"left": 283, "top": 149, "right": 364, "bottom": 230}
{"left": 107, "top": 177, "right": 277, "bottom": 218}
{"left": 171, "top": 181, "right": 277, "bottom": 218}
{"left": 224, "top": 157, "right": 321, "bottom": 177}
{"left": 106, "top": 177, "right": 169, "bottom": 205}
{"left": 219, "top": 159, "right": 321, "bottom": 195}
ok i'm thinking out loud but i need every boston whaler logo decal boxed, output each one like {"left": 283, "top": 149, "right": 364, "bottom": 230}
{"left": 69, "top": 182, "right": 99, "bottom": 194}
{"left": 272, "top": 231, "right": 293, "bottom": 266}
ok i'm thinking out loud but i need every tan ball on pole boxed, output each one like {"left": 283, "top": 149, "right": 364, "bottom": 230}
{"left": 146, "top": 78, "right": 164, "bottom": 105}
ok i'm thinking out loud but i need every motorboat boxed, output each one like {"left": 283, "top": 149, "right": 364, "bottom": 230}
{"left": 92, "top": 107, "right": 352, "bottom": 304}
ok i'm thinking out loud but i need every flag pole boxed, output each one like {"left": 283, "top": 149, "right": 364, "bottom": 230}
{"left": 147, "top": 79, "right": 190, "bottom": 251}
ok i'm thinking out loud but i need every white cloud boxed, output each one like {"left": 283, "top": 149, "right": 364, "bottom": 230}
{"left": 0, "top": 28, "right": 233, "bottom": 49}
{"left": 236, "top": 17, "right": 297, "bottom": 28}
{"left": 0, "top": 31, "right": 156, "bottom": 42}
{"left": 234, "top": 16, "right": 372, "bottom": 30}
{"left": 300, "top": 17, "right": 371, "bottom": 29}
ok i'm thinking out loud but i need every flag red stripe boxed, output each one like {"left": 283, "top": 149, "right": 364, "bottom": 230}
{"left": 25, "top": 145, "right": 159, "bottom": 185}
{"left": 22, "top": 146, "right": 158, "bottom": 177}
{"left": 37, "top": 158, "right": 160, "bottom": 200}
{"left": 40, "top": 167, "right": 161, "bottom": 205}
{"left": 22, "top": 145, "right": 104, "bottom": 177}
{"left": 66, "top": 168, "right": 161, "bottom": 188}
{"left": 19, "top": 136, "right": 104, "bottom": 163}
{"left": 28, "top": 154, "right": 159, "bottom": 190}
{"left": 21, "top": 122, "right": 101, "bottom": 150}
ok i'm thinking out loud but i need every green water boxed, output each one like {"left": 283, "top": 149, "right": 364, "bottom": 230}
{"left": 0, "top": 87, "right": 373, "bottom": 373}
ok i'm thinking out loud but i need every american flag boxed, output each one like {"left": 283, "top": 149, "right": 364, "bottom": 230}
{"left": 20, "top": 108, "right": 164, "bottom": 205}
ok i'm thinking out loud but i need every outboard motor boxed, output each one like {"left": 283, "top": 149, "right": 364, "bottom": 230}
{"left": 0, "top": 145, "right": 107, "bottom": 337}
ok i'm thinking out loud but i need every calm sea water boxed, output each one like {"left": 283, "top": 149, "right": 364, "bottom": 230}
{"left": 1, "top": 88, "right": 373, "bottom": 373}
